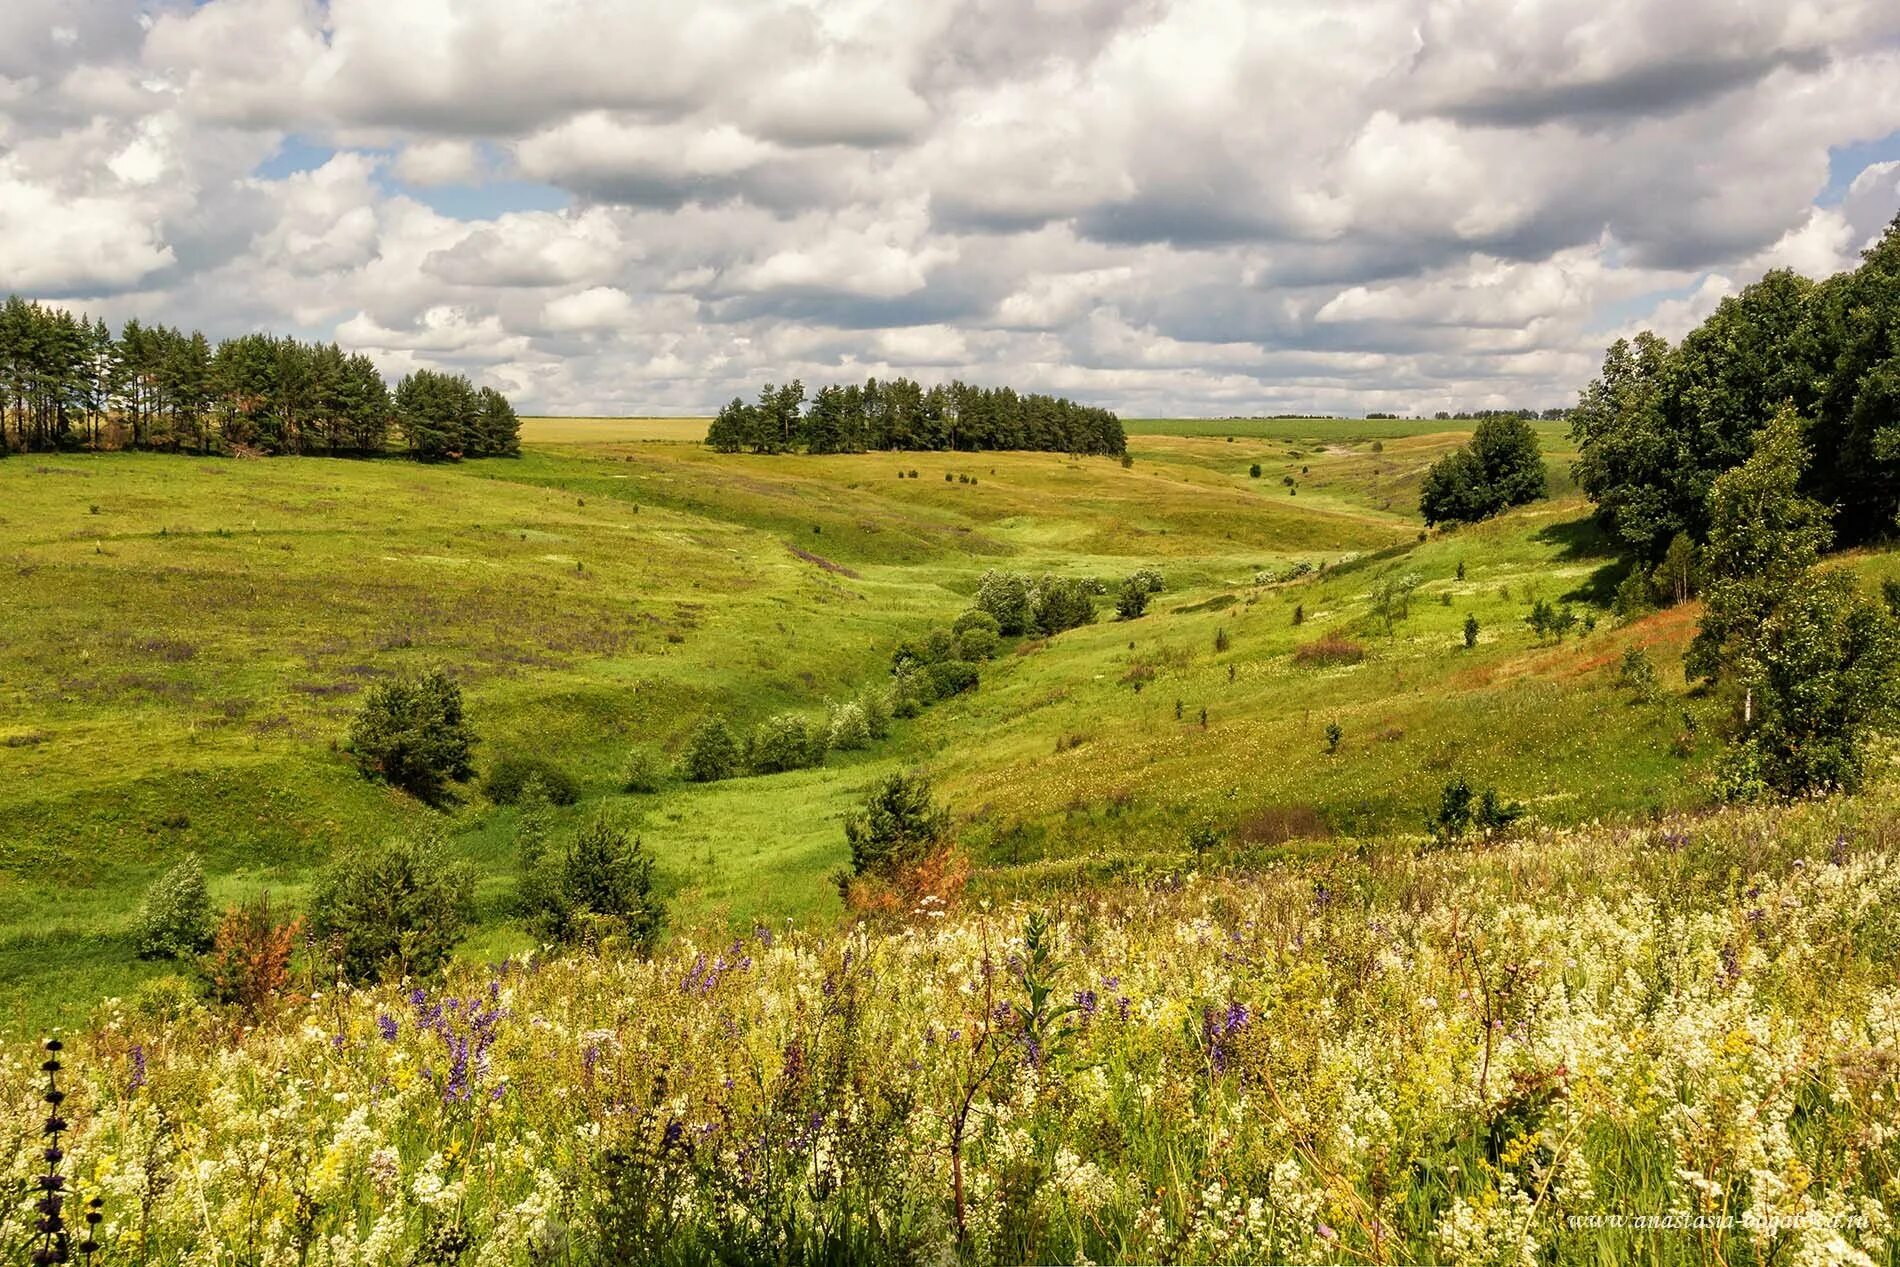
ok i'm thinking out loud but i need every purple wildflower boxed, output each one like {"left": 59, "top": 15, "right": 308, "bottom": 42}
{"left": 377, "top": 1014, "right": 399, "bottom": 1042}
{"left": 127, "top": 1045, "right": 146, "bottom": 1095}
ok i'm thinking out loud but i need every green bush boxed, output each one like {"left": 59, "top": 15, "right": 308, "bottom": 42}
{"left": 1029, "top": 575, "right": 1096, "bottom": 635}
{"left": 974, "top": 570, "right": 1032, "bottom": 635}
{"left": 843, "top": 772, "right": 951, "bottom": 878}
{"left": 344, "top": 667, "right": 475, "bottom": 802}
{"left": 1613, "top": 570, "right": 1657, "bottom": 617}
{"left": 681, "top": 716, "right": 741, "bottom": 782}
{"left": 893, "top": 627, "right": 959, "bottom": 672}
{"left": 953, "top": 624, "right": 1000, "bottom": 660}
{"left": 890, "top": 672, "right": 926, "bottom": 719}
{"left": 951, "top": 609, "right": 1000, "bottom": 639}
{"left": 523, "top": 819, "right": 666, "bottom": 953}
{"left": 748, "top": 712, "right": 827, "bottom": 774}
{"left": 1428, "top": 777, "right": 1524, "bottom": 844}
{"left": 134, "top": 853, "right": 215, "bottom": 960}
{"left": 620, "top": 746, "right": 667, "bottom": 794}
{"left": 1114, "top": 575, "right": 1152, "bottom": 621}
{"left": 922, "top": 659, "right": 979, "bottom": 700}
{"left": 827, "top": 699, "right": 872, "bottom": 751}
{"left": 483, "top": 754, "right": 579, "bottom": 805}
{"left": 860, "top": 688, "right": 893, "bottom": 739}
{"left": 311, "top": 836, "right": 476, "bottom": 983}
{"left": 1617, "top": 645, "right": 1659, "bottom": 698}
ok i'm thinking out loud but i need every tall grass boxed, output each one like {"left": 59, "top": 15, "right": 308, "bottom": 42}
{"left": 8, "top": 793, "right": 1897, "bottom": 1263}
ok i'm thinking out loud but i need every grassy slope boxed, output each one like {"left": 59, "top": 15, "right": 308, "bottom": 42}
{"left": 0, "top": 416, "right": 1852, "bottom": 1032}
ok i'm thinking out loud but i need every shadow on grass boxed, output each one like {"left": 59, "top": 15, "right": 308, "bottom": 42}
{"left": 1536, "top": 514, "right": 1630, "bottom": 606}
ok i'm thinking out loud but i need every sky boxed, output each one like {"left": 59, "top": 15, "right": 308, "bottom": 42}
{"left": 4, "top": 0, "right": 1900, "bottom": 418}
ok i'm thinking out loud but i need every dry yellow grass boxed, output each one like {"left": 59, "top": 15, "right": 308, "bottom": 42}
{"left": 520, "top": 415, "right": 708, "bottom": 444}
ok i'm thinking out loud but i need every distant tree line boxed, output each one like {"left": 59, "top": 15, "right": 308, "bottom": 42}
{"left": 1432, "top": 408, "right": 1568, "bottom": 421}
{"left": 1570, "top": 214, "right": 1900, "bottom": 562}
{"left": 707, "top": 377, "right": 1126, "bottom": 455}
{"left": 0, "top": 295, "right": 520, "bottom": 460}
{"left": 1367, "top": 407, "right": 1570, "bottom": 421}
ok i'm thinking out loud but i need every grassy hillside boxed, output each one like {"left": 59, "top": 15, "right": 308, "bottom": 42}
{"left": 0, "top": 420, "right": 1869, "bottom": 1031}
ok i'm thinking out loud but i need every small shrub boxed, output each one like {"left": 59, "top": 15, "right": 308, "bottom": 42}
{"left": 1214, "top": 627, "right": 1231, "bottom": 652}
{"left": 1248, "top": 463, "right": 1261, "bottom": 478}
{"left": 836, "top": 772, "right": 965, "bottom": 916}
{"left": 201, "top": 894, "right": 301, "bottom": 1018}
{"left": 1526, "top": 599, "right": 1579, "bottom": 643}
{"left": 681, "top": 716, "right": 741, "bottom": 782}
{"left": 1428, "top": 777, "right": 1523, "bottom": 844}
{"left": 1367, "top": 571, "right": 1424, "bottom": 633}
{"left": 1616, "top": 646, "right": 1659, "bottom": 698}
{"left": 951, "top": 608, "right": 1001, "bottom": 639}
{"left": 860, "top": 688, "right": 893, "bottom": 739}
{"left": 1612, "top": 571, "right": 1656, "bottom": 617}
{"left": 1294, "top": 636, "right": 1365, "bottom": 666}
{"left": 954, "top": 623, "right": 999, "bottom": 660}
{"left": 524, "top": 819, "right": 666, "bottom": 953}
{"left": 890, "top": 672, "right": 926, "bottom": 718}
{"left": 842, "top": 771, "right": 950, "bottom": 878}
{"left": 483, "top": 754, "right": 580, "bottom": 806}
{"left": 1187, "top": 820, "right": 1224, "bottom": 855}
{"left": 1115, "top": 576, "right": 1152, "bottom": 620}
{"left": 975, "top": 570, "right": 1033, "bottom": 635}
{"left": 134, "top": 853, "right": 215, "bottom": 960}
{"left": 827, "top": 699, "right": 872, "bottom": 751}
{"left": 1324, "top": 721, "right": 1343, "bottom": 754}
{"left": 748, "top": 712, "right": 827, "bottom": 774}
{"left": 344, "top": 667, "right": 476, "bottom": 802}
{"left": 1463, "top": 613, "right": 1479, "bottom": 648}
{"left": 621, "top": 746, "right": 667, "bottom": 794}
{"left": 311, "top": 836, "right": 476, "bottom": 983}
{"left": 1127, "top": 566, "right": 1165, "bottom": 594}
{"left": 1029, "top": 575, "right": 1096, "bottom": 635}
{"left": 1292, "top": 603, "right": 1304, "bottom": 626}
{"left": 922, "top": 658, "right": 979, "bottom": 700}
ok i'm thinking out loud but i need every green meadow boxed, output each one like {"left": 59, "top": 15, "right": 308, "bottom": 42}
{"left": 0, "top": 417, "right": 1795, "bottom": 1030}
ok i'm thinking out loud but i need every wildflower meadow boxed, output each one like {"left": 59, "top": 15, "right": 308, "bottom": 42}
{"left": 7, "top": 795, "right": 1899, "bottom": 1265}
